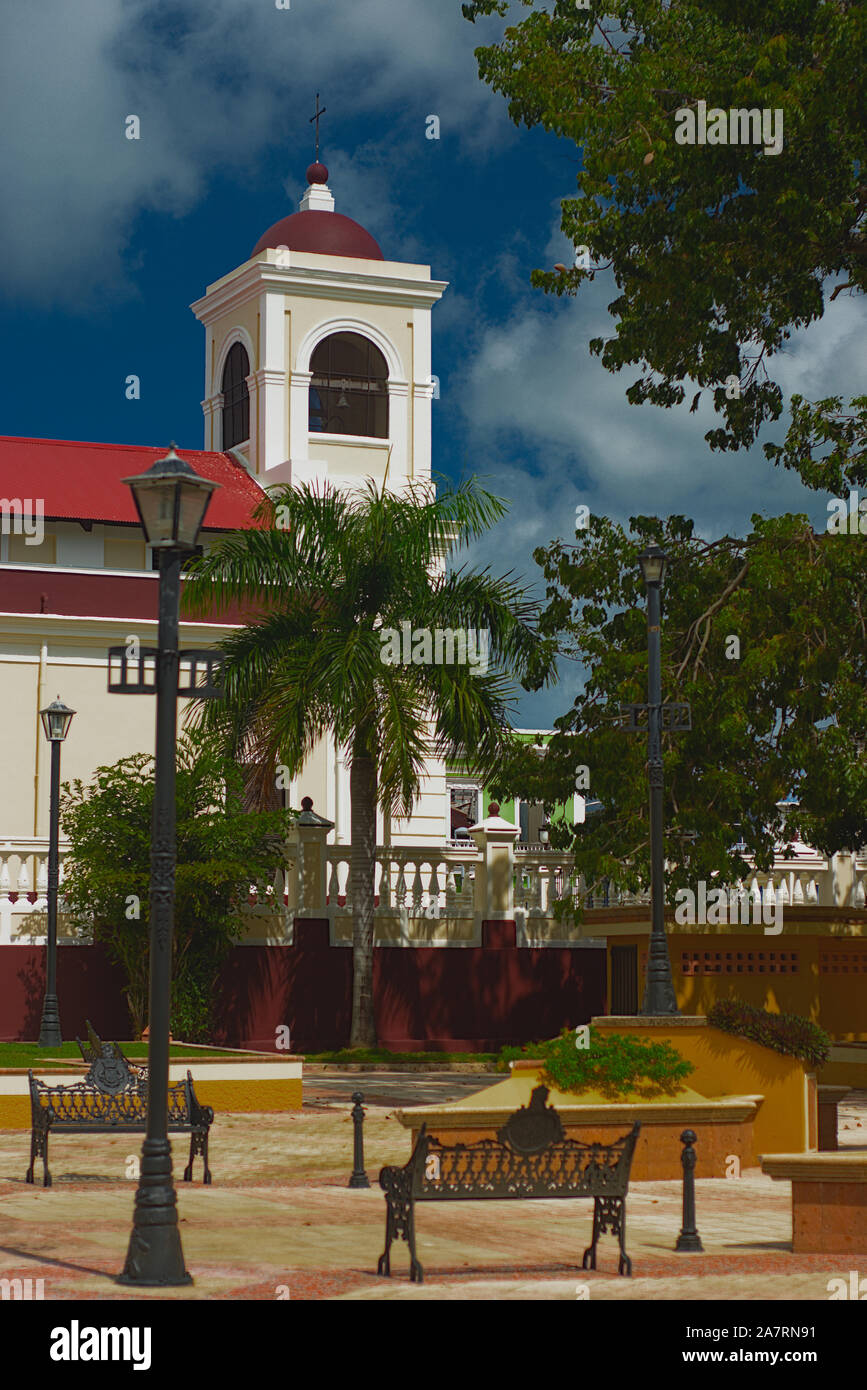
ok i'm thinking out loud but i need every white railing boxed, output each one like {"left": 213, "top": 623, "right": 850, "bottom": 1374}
{"left": 0, "top": 840, "right": 295, "bottom": 944}
{"left": 325, "top": 846, "right": 477, "bottom": 916}
{"left": 2, "top": 831, "right": 865, "bottom": 945}
{"left": 0, "top": 839, "right": 69, "bottom": 943}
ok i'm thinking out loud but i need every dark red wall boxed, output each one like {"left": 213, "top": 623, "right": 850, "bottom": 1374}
{"left": 0, "top": 923, "right": 606, "bottom": 1051}
{"left": 0, "top": 945, "right": 131, "bottom": 1042}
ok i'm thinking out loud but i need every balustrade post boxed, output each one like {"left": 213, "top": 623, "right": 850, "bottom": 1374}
{"left": 288, "top": 797, "right": 334, "bottom": 914}
{"left": 469, "top": 802, "right": 520, "bottom": 922}
{"left": 0, "top": 849, "right": 11, "bottom": 945}
{"left": 830, "top": 850, "right": 855, "bottom": 907}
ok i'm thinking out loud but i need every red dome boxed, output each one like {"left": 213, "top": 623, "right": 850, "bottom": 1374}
{"left": 252, "top": 211, "right": 384, "bottom": 261}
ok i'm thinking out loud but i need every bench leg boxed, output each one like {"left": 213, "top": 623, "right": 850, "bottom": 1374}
{"left": 28, "top": 1126, "right": 52, "bottom": 1188}
{"left": 407, "top": 1205, "right": 423, "bottom": 1285}
{"left": 26, "top": 1126, "right": 38, "bottom": 1185}
{"left": 377, "top": 1171, "right": 422, "bottom": 1282}
{"left": 377, "top": 1197, "right": 397, "bottom": 1277}
{"left": 184, "top": 1128, "right": 212, "bottom": 1184}
{"left": 617, "top": 1204, "right": 632, "bottom": 1278}
{"left": 583, "top": 1196, "right": 629, "bottom": 1276}
{"left": 41, "top": 1129, "right": 52, "bottom": 1188}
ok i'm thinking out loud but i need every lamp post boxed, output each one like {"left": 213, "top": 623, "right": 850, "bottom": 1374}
{"left": 619, "top": 547, "right": 691, "bottom": 1014}
{"left": 115, "top": 445, "right": 218, "bottom": 1287}
{"left": 637, "top": 546, "right": 679, "bottom": 1015}
{"left": 37, "top": 696, "right": 75, "bottom": 1048}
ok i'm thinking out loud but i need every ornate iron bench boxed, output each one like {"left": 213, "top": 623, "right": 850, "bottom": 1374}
{"left": 377, "top": 1085, "right": 640, "bottom": 1283}
{"left": 26, "top": 1047, "right": 214, "bottom": 1189}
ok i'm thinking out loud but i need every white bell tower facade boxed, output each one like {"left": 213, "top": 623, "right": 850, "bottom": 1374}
{"left": 190, "top": 164, "right": 451, "bottom": 846}
{"left": 191, "top": 164, "right": 447, "bottom": 498}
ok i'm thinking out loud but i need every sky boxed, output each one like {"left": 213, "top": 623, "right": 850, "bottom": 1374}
{"left": 2, "top": 0, "right": 864, "bottom": 728}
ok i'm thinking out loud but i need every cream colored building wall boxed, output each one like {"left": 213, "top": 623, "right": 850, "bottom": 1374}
{"left": 0, "top": 615, "right": 221, "bottom": 840}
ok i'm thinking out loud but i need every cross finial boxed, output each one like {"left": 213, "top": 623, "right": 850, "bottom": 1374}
{"left": 310, "top": 93, "right": 327, "bottom": 162}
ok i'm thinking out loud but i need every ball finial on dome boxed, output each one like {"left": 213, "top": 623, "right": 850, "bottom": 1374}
{"left": 306, "top": 161, "right": 329, "bottom": 186}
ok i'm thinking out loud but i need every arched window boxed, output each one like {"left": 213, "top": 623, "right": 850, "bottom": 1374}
{"left": 221, "top": 342, "right": 250, "bottom": 449}
{"left": 309, "top": 332, "right": 388, "bottom": 438}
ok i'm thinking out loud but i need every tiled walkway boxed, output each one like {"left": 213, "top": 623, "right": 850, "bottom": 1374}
{"left": 0, "top": 1080, "right": 863, "bottom": 1300}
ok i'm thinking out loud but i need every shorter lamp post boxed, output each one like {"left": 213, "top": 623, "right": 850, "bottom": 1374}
{"left": 38, "top": 696, "right": 75, "bottom": 1048}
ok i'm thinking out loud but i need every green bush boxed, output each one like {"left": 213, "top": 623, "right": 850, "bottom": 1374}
{"left": 60, "top": 727, "right": 295, "bottom": 1042}
{"left": 707, "top": 999, "right": 830, "bottom": 1068}
{"left": 497, "top": 1027, "right": 694, "bottom": 1099}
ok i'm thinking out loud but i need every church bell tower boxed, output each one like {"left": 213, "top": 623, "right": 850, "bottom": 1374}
{"left": 189, "top": 138, "right": 450, "bottom": 847}
{"left": 191, "top": 156, "right": 447, "bottom": 495}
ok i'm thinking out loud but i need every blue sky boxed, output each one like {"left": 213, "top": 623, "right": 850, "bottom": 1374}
{"left": 2, "top": 0, "right": 864, "bottom": 728}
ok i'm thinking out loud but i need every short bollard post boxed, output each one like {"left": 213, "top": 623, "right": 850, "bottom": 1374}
{"left": 348, "top": 1091, "right": 370, "bottom": 1189}
{"left": 675, "top": 1128, "right": 704, "bottom": 1252}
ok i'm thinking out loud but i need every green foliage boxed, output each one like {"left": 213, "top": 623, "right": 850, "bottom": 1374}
{"left": 180, "top": 478, "right": 557, "bottom": 1047}
{"left": 488, "top": 509, "right": 867, "bottom": 908}
{"left": 497, "top": 1027, "right": 694, "bottom": 1098}
{"left": 462, "top": 1, "right": 867, "bottom": 488}
{"left": 60, "top": 727, "right": 294, "bottom": 1041}
{"left": 181, "top": 478, "right": 556, "bottom": 819}
{"left": 708, "top": 998, "right": 831, "bottom": 1068}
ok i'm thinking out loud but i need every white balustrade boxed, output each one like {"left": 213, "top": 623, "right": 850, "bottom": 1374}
{"left": 0, "top": 839, "right": 70, "bottom": 943}
{"left": 0, "top": 825, "right": 864, "bottom": 951}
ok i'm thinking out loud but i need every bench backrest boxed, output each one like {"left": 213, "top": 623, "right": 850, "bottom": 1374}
{"left": 408, "top": 1086, "right": 641, "bottom": 1201}
{"left": 28, "top": 1071, "right": 191, "bottom": 1125}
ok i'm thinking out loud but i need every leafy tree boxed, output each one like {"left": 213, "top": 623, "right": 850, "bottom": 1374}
{"left": 489, "top": 509, "right": 867, "bottom": 904}
{"left": 182, "top": 478, "right": 555, "bottom": 1047}
{"left": 60, "top": 728, "right": 293, "bottom": 1040}
{"left": 462, "top": 0, "right": 867, "bottom": 487}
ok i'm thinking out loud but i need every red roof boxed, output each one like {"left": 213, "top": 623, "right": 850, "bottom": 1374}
{"left": 0, "top": 437, "right": 265, "bottom": 531}
{"left": 252, "top": 210, "right": 384, "bottom": 261}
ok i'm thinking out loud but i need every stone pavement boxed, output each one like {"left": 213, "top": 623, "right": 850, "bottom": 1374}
{"left": 0, "top": 1078, "right": 863, "bottom": 1301}
{"left": 302, "top": 1068, "right": 497, "bottom": 1108}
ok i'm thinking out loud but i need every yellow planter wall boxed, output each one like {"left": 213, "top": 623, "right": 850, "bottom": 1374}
{"left": 593, "top": 1018, "right": 814, "bottom": 1162}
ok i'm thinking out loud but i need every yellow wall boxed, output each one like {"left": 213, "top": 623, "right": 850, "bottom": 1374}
{"left": 609, "top": 932, "right": 867, "bottom": 1041}
{"left": 594, "top": 1018, "right": 813, "bottom": 1161}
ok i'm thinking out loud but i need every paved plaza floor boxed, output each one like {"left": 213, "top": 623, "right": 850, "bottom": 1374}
{"left": 0, "top": 1075, "right": 864, "bottom": 1301}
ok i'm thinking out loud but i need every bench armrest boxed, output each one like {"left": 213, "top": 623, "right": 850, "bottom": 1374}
{"left": 185, "top": 1071, "right": 214, "bottom": 1127}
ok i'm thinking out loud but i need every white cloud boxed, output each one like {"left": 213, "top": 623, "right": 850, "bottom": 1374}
{"left": 452, "top": 228, "right": 867, "bottom": 725}
{"left": 461, "top": 267, "right": 866, "bottom": 542}
{"left": 0, "top": 0, "right": 507, "bottom": 308}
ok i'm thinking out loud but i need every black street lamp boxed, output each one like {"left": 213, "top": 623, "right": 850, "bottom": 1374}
{"left": 620, "top": 546, "right": 691, "bottom": 1015}
{"left": 637, "top": 546, "right": 679, "bottom": 1015}
{"left": 37, "top": 696, "right": 75, "bottom": 1047}
{"left": 114, "top": 445, "right": 218, "bottom": 1287}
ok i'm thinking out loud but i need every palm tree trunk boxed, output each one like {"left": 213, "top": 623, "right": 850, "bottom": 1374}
{"left": 349, "top": 733, "right": 378, "bottom": 1047}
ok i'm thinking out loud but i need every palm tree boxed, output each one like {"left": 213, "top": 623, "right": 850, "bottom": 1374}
{"left": 181, "top": 477, "right": 555, "bottom": 1047}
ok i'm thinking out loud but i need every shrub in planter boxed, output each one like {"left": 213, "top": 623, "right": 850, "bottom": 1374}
{"left": 498, "top": 1027, "right": 694, "bottom": 1099}
{"left": 707, "top": 998, "right": 830, "bottom": 1068}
